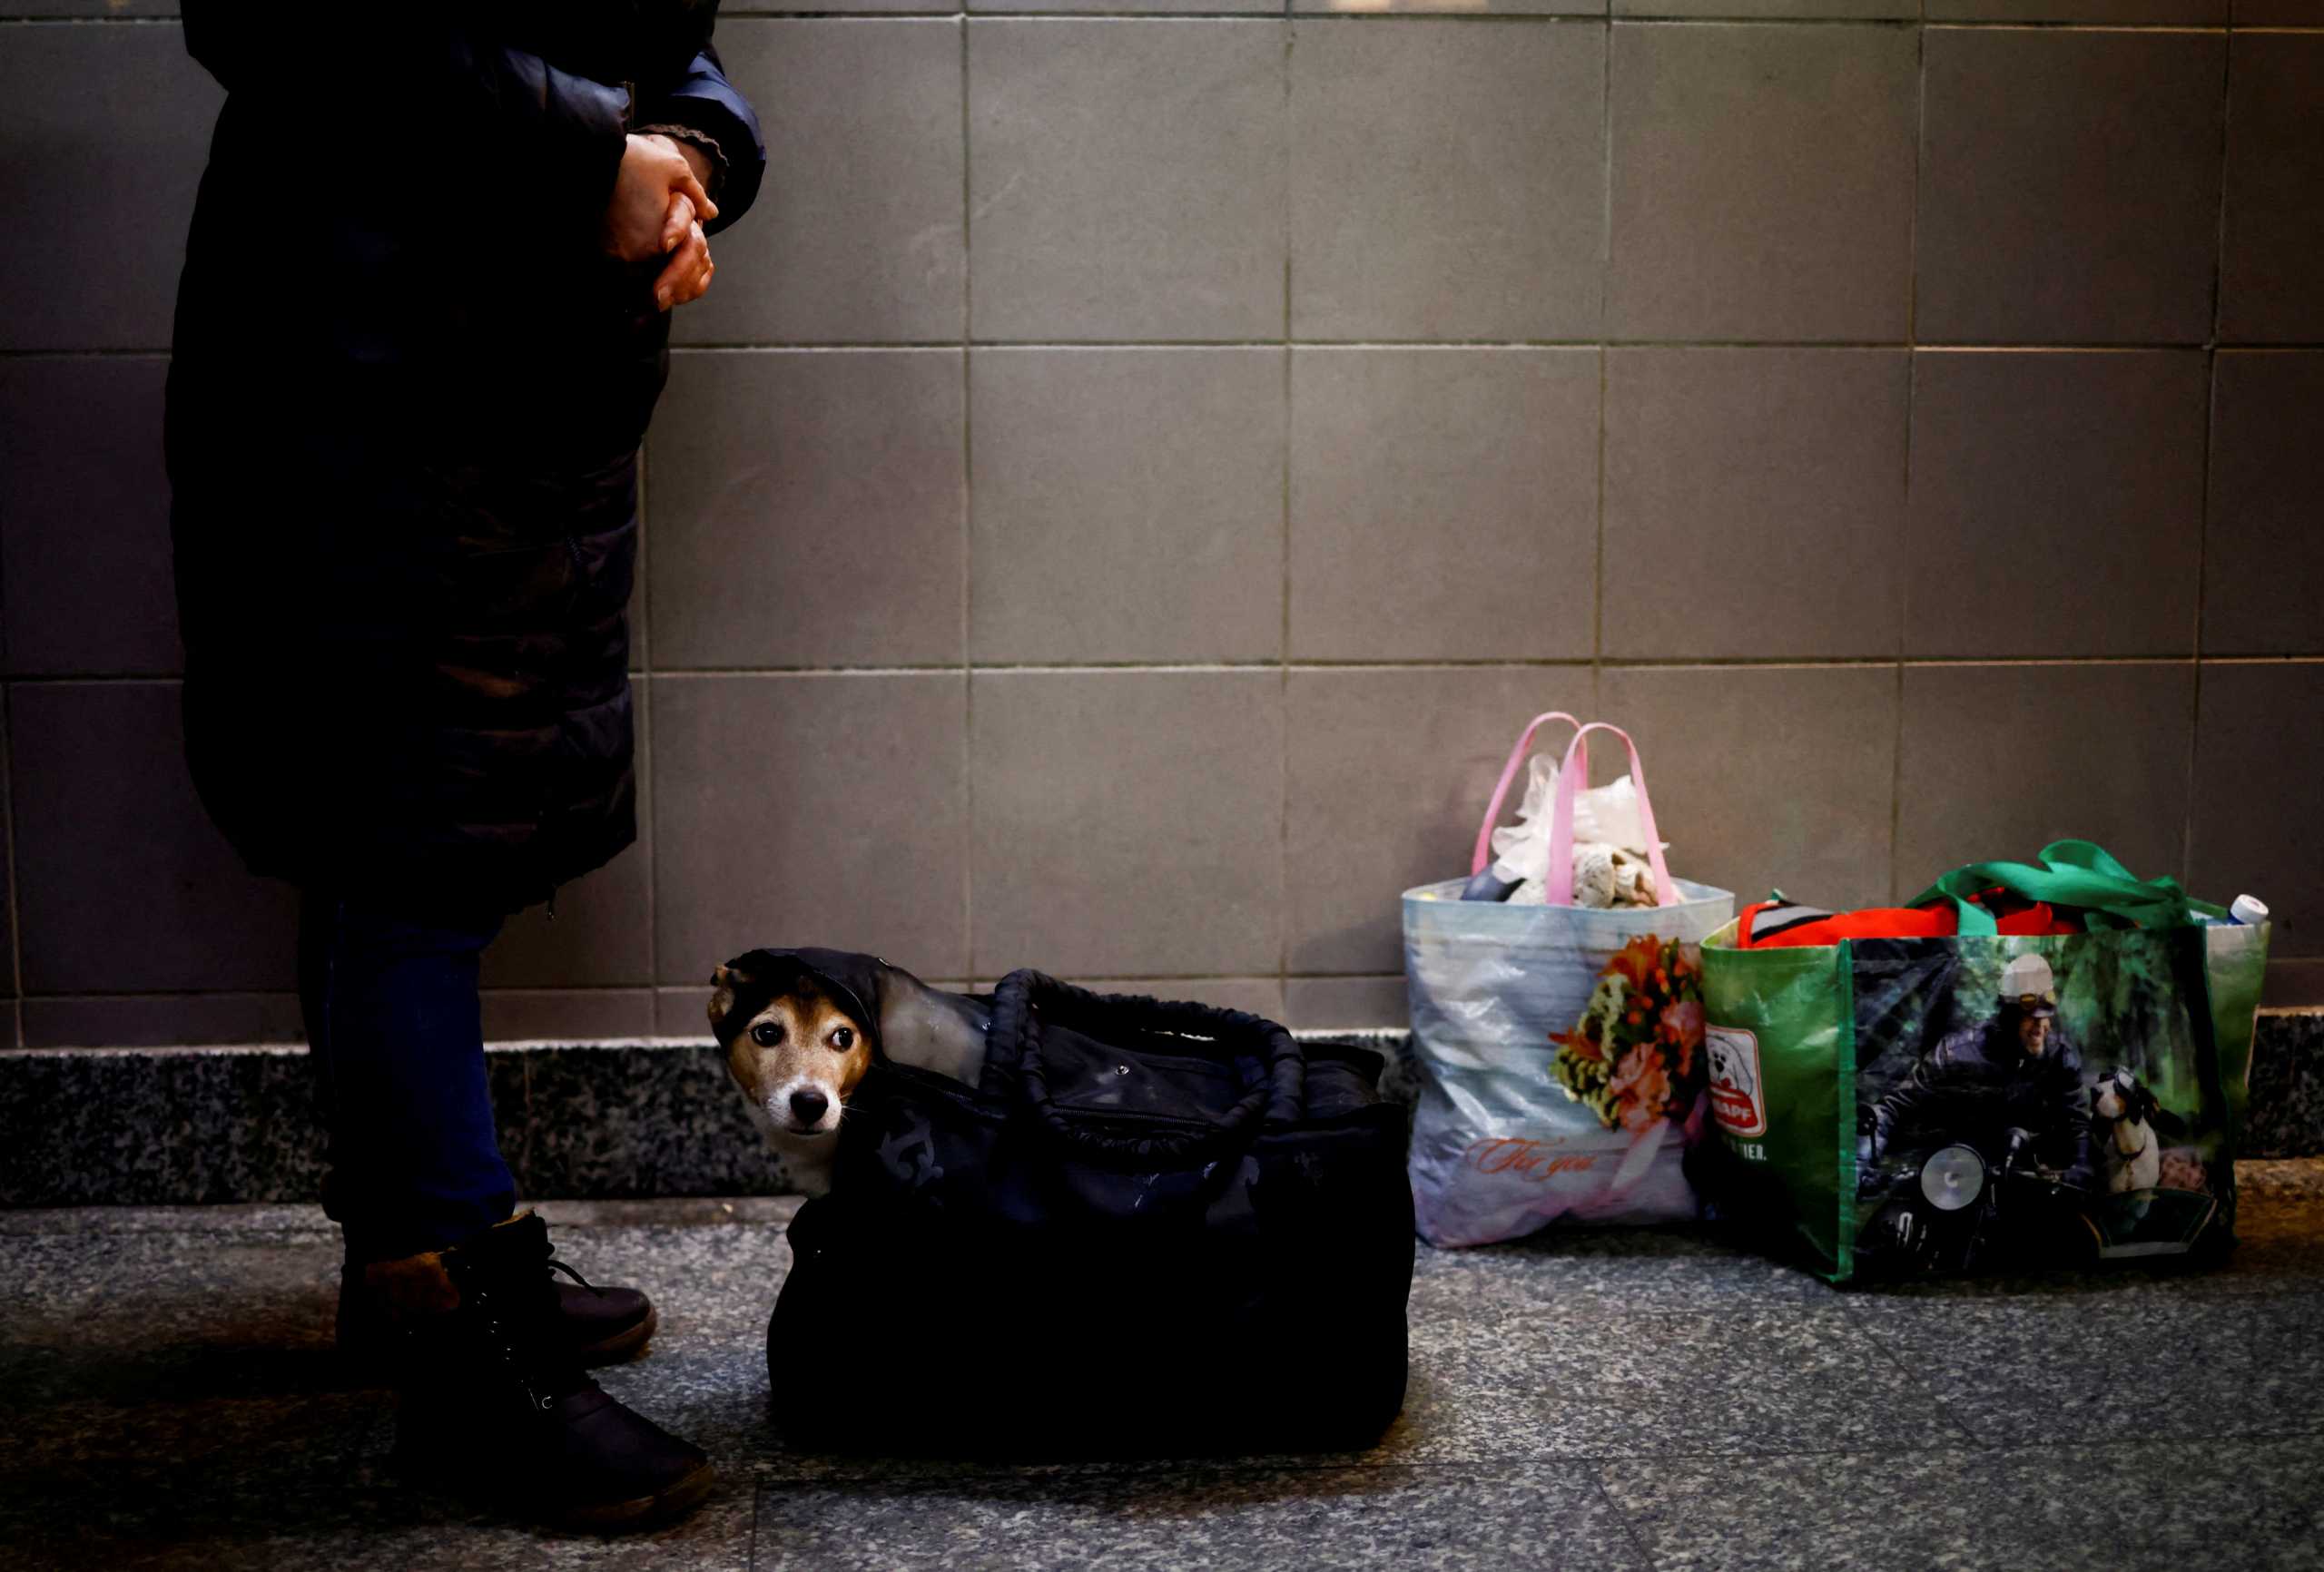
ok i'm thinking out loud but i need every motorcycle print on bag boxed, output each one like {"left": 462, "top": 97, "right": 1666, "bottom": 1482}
{"left": 1845, "top": 935, "right": 2226, "bottom": 1276}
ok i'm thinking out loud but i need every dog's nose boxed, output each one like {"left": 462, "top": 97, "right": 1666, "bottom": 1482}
{"left": 790, "top": 1089, "right": 830, "bottom": 1126}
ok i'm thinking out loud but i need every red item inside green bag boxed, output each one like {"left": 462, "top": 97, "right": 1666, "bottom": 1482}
{"left": 1736, "top": 892, "right": 2083, "bottom": 949}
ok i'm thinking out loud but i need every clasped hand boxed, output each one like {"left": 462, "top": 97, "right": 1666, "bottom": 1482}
{"left": 604, "top": 133, "right": 719, "bottom": 312}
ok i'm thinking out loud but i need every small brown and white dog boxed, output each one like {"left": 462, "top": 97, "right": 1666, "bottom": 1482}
{"left": 2090, "top": 1067, "right": 2182, "bottom": 1194}
{"left": 709, "top": 948, "right": 988, "bottom": 1195}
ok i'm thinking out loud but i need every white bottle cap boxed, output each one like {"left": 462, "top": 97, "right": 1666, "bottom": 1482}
{"left": 2230, "top": 894, "right": 2270, "bottom": 926}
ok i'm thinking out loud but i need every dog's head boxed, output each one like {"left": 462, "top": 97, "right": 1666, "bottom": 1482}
{"left": 1707, "top": 1036, "right": 1753, "bottom": 1097}
{"left": 2091, "top": 1067, "right": 2157, "bottom": 1126}
{"left": 710, "top": 953, "right": 876, "bottom": 1139}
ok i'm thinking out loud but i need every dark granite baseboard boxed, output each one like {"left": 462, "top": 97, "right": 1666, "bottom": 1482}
{"left": 0, "top": 1041, "right": 795, "bottom": 1210}
{"left": 2, "top": 1013, "right": 2318, "bottom": 1209}
{"left": 2244, "top": 1010, "right": 2324, "bottom": 1162}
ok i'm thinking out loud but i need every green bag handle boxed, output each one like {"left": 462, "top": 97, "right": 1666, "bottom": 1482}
{"left": 1907, "top": 839, "right": 2227, "bottom": 937}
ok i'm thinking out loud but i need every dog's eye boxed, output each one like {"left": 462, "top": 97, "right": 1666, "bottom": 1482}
{"left": 830, "top": 1027, "right": 854, "bottom": 1051}
{"left": 751, "top": 1020, "right": 783, "bottom": 1046}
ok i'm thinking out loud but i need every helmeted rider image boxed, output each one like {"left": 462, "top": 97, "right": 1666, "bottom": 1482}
{"left": 1864, "top": 952, "right": 2097, "bottom": 1189}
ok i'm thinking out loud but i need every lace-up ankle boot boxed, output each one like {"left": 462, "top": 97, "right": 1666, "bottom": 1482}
{"left": 365, "top": 1211, "right": 713, "bottom": 1530}
{"left": 340, "top": 1256, "right": 658, "bottom": 1369}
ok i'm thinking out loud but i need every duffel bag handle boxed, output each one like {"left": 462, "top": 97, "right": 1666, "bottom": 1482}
{"left": 1545, "top": 722, "right": 1678, "bottom": 909}
{"left": 1908, "top": 839, "right": 2226, "bottom": 937}
{"left": 987, "top": 969, "right": 1305, "bottom": 1165}
{"left": 1470, "top": 711, "right": 1584, "bottom": 877}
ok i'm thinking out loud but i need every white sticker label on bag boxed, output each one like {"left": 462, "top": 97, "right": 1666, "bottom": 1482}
{"left": 1705, "top": 1026, "right": 1767, "bottom": 1138}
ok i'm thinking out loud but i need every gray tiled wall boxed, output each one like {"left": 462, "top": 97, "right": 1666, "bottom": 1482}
{"left": 1, "top": 6, "right": 2319, "bottom": 1049}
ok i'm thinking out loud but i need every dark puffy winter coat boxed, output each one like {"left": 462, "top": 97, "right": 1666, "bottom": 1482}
{"left": 1871, "top": 1016, "right": 2096, "bottom": 1184}
{"left": 166, "top": 5, "right": 764, "bottom": 911}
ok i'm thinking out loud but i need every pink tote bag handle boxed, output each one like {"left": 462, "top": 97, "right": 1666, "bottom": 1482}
{"left": 1543, "top": 722, "right": 1677, "bottom": 909}
{"left": 1469, "top": 712, "right": 1585, "bottom": 877}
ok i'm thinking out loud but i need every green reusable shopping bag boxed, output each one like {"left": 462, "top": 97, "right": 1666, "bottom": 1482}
{"left": 1694, "top": 842, "right": 2270, "bottom": 1283}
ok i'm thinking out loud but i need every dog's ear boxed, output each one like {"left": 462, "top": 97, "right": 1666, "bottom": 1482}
{"left": 708, "top": 960, "right": 749, "bottom": 1035}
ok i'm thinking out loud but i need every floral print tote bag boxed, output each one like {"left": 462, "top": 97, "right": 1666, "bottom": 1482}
{"left": 1403, "top": 721, "right": 1735, "bottom": 1246}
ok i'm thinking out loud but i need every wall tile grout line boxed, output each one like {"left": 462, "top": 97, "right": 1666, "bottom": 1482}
{"left": 2186, "top": 371, "right": 2214, "bottom": 888}
{"left": 2184, "top": 26, "right": 2236, "bottom": 887}
{"left": 19, "top": 655, "right": 2320, "bottom": 686}
{"left": 0, "top": 10, "right": 2262, "bottom": 20}
{"left": 1279, "top": 11, "right": 1294, "bottom": 1007}
{"left": 637, "top": 450, "right": 658, "bottom": 1002}
{"left": 16, "top": 656, "right": 2319, "bottom": 687}
{"left": 1594, "top": 16, "right": 1614, "bottom": 685}
{"left": 1593, "top": 343, "right": 1608, "bottom": 690}
{"left": 1890, "top": 6, "right": 1925, "bottom": 904}
{"left": 1919, "top": 21, "right": 2229, "bottom": 33}
{"left": 960, "top": 7, "right": 979, "bottom": 983}
{"left": 656, "top": 339, "right": 2254, "bottom": 352}
{"left": 586, "top": 12, "right": 2280, "bottom": 27}
{"left": 639, "top": 107, "right": 664, "bottom": 1007}
{"left": 1610, "top": 12, "right": 1918, "bottom": 25}
{"left": 24, "top": 339, "right": 2324, "bottom": 359}
{"left": 54, "top": 9, "right": 2262, "bottom": 22}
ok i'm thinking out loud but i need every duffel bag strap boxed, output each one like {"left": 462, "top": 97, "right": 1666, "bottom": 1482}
{"left": 987, "top": 970, "right": 1305, "bottom": 1164}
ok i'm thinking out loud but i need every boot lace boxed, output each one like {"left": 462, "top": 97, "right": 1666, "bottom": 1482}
{"left": 448, "top": 1240, "right": 597, "bottom": 1414}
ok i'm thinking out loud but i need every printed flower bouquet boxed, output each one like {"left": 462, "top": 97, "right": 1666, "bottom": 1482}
{"left": 1550, "top": 934, "right": 1708, "bottom": 1132}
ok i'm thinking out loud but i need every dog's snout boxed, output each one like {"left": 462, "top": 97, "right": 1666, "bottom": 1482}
{"left": 790, "top": 1089, "right": 830, "bottom": 1126}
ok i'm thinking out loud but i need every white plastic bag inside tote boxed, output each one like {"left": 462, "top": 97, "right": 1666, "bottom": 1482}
{"left": 1489, "top": 757, "right": 1663, "bottom": 906}
{"left": 1403, "top": 716, "right": 1735, "bottom": 1246}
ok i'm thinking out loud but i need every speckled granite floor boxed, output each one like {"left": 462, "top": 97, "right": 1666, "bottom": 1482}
{"left": 5, "top": 1167, "right": 2321, "bottom": 1572}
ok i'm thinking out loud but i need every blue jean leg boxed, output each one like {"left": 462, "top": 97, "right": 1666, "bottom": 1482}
{"left": 298, "top": 894, "right": 516, "bottom": 1263}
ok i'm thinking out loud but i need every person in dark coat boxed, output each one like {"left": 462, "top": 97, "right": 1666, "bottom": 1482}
{"left": 1866, "top": 952, "right": 2097, "bottom": 1189}
{"left": 165, "top": 3, "right": 764, "bottom": 1528}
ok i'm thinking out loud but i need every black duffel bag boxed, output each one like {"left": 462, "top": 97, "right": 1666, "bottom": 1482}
{"left": 767, "top": 968, "right": 1414, "bottom": 1457}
